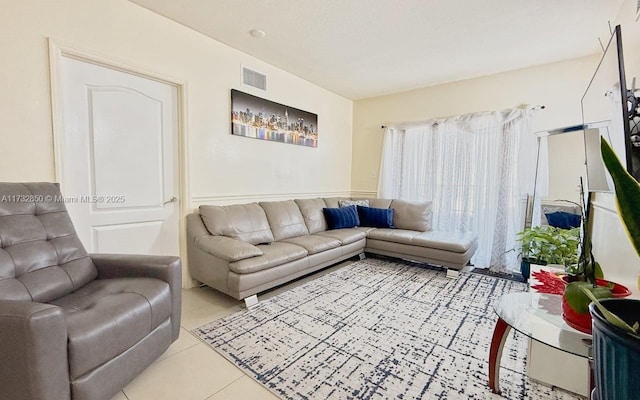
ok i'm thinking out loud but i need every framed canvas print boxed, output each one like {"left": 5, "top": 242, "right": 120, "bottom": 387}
{"left": 231, "top": 89, "right": 318, "bottom": 148}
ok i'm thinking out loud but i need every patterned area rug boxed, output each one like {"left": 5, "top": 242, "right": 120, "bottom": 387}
{"left": 194, "top": 259, "right": 580, "bottom": 399}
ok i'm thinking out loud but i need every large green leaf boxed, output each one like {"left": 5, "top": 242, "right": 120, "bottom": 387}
{"left": 565, "top": 281, "right": 612, "bottom": 314}
{"left": 594, "top": 261, "right": 604, "bottom": 279}
{"left": 601, "top": 138, "right": 640, "bottom": 258}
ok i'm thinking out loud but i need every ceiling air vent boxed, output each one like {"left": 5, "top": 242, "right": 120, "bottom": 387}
{"left": 242, "top": 67, "right": 267, "bottom": 91}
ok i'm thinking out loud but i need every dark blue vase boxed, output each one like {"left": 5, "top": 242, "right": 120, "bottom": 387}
{"left": 589, "top": 298, "right": 640, "bottom": 400}
{"left": 520, "top": 259, "right": 531, "bottom": 283}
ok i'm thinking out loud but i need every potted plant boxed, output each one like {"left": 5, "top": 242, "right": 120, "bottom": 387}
{"left": 545, "top": 226, "right": 581, "bottom": 266}
{"left": 516, "top": 226, "right": 547, "bottom": 283}
{"left": 516, "top": 225, "right": 580, "bottom": 282}
{"left": 583, "top": 138, "right": 640, "bottom": 400}
{"left": 561, "top": 176, "right": 631, "bottom": 333}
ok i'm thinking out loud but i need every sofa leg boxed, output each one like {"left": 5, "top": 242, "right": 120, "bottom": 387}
{"left": 445, "top": 269, "right": 460, "bottom": 279}
{"left": 244, "top": 294, "right": 259, "bottom": 309}
{"left": 359, "top": 253, "right": 366, "bottom": 260}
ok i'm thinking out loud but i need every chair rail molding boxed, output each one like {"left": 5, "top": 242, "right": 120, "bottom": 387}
{"left": 350, "top": 190, "right": 377, "bottom": 198}
{"left": 190, "top": 191, "right": 352, "bottom": 208}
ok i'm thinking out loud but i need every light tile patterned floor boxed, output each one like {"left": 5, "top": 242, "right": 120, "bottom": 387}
{"left": 111, "top": 262, "right": 349, "bottom": 400}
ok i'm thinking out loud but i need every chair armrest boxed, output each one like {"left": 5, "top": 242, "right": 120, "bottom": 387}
{"left": 0, "top": 301, "right": 70, "bottom": 400}
{"left": 195, "top": 235, "right": 263, "bottom": 262}
{"left": 90, "top": 253, "right": 181, "bottom": 282}
{"left": 90, "top": 254, "right": 182, "bottom": 341}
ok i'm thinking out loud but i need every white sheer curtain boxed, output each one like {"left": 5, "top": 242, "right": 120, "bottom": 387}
{"left": 378, "top": 108, "right": 539, "bottom": 272}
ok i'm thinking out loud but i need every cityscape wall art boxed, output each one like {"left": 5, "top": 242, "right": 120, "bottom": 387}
{"left": 231, "top": 89, "right": 318, "bottom": 148}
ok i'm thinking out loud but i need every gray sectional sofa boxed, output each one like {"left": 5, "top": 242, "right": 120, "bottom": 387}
{"left": 186, "top": 197, "right": 477, "bottom": 303}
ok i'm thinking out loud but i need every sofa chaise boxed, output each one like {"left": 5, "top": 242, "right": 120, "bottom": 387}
{"left": 187, "top": 197, "right": 477, "bottom": 304}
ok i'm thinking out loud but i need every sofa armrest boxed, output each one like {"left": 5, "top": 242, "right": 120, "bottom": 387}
{"left": 195, "top": 235, "right": 263, "bottom": 262}
{"left": 0, "top": 301, "right": 70, "bottom": 400}
{"left": 90, "top": 254, "right": 182, "bottom": 340}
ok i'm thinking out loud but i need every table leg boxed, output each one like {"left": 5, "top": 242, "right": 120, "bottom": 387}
{"left": 489, "top": 317, "right": 511, "bottom": 394}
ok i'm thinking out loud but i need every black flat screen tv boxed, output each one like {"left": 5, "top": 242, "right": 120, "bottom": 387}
{"left": 582, "top": 25, "right": 638, "bottom": 191}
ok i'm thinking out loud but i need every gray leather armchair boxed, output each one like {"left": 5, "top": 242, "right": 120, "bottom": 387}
{"left": 0, "top": 183, "right": 182, "bottom": 400}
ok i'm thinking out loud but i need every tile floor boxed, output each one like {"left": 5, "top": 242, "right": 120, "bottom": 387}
{"left": 111, "top": 262, "right": 351, "bottom": 400}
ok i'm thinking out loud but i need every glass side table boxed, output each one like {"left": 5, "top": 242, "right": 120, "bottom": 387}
{"left": 488, "top": 292, "right": 593, "bottom": 394}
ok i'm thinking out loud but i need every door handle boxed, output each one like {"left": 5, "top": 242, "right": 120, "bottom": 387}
{"left": 163, "top": 196, "right": 178, "bottom": 205}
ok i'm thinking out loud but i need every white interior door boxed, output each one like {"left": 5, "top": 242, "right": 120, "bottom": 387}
{"left": 57, "top": 55, "right": 180, "bottom": 256}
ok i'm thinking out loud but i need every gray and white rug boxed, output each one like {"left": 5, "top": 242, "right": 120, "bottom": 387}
{"left": 194, "top": 259, "right": 580, "bottom": 399}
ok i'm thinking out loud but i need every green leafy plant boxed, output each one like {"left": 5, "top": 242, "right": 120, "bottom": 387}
{"left": 516, "top": 225, "right": 580, "bottom": 266}
{"left": 601, "top": 139, "right": 640, "bottom": 257}
{"left": 574, "top": 138, "right": 640, "bottom": 336}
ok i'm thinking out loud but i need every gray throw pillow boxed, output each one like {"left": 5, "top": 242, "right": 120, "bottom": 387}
{"left": 338, "top": 199, "right": 370, "bottom": 208}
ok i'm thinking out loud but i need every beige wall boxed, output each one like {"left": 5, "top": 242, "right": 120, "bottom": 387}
{"left": 1, "top": 0, "right": 353, "bottom": 288}
{"left": 351, "top": 0, "right": 640, "bottom": 292}
{"left": 0, "top": 0, "right": 353, "bottom": 205}
{"left": 351, "top": 56, "right": 598, "bottom": 199}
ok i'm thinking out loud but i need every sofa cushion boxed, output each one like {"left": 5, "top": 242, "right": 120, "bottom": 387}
{"left": 259, "top": 200, "right": 309, "bottom": 241}
{"left": 323, "top": 206, "right": 359, "bottom": 229}
{"left": 199, "top": 203, "right": 274, "bottom": 245}
{"left": 316, "top": 228, "right": 367, "bottom": 245}
{"left": 367, "top": 198, "right": 393, "bottom": 209}
{"left": 50, "top": 277, "right": 171, "bottom": 379}
{"left": 355, "top": 226, "right": 376, "bottom": 234}
{"left": 390, "top": 200, "right": 433, "bottom": 231}
{"left": 411, "top": 231, "right": 478, "bottom": 253}
{"left": 294, "top": 198, "right": 327, "bottom": 234}
{"left": 338, "top": 199, "right": 369, "bottom": 207}
{"left": 367, "top": 228, "right": 421, "bottom": 245}
{"left": 357, "top": 206, "right": 395, "bottom": 228}
{"left": 229, "top": 242, "right": 308, "bottom": 274}
{"left": 323, "top": 197, "right": 352, "bottom": 208}
{"left": 365, "top": 239, "right": 476, "bottom": 267}
{"left": 281, "top": 235, "right": 341, "bottom": 255}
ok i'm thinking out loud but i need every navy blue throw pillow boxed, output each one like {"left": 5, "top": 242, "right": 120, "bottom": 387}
{"left": 323, "top": 205, "right": 360, "bottom": 229}
{"left": 545, "top": 211, "right": 581, "bottom": 229}
{"left": 357, "top": 206, "right": 394, "bottom": 228}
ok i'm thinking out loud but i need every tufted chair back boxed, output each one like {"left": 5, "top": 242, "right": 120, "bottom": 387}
{"left": 0, "top": 182, "right": 97, "bottom": 302}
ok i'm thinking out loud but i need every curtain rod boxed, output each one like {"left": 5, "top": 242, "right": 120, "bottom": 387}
{"left": 380, "top": 105, "right": 546, "bottom": 129}
{"left": 535, "top": 120, "right": 609, "bottom": 136}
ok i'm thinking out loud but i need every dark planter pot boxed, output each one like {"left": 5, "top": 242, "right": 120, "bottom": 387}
{"left": 589, "top": 298, "right": 640, "bottom": 400}
{"left": 520, "top": 259, "right": 531, "bottom": 283}
{"left": 520, "top": 258, "right": 547, "bottom": 283}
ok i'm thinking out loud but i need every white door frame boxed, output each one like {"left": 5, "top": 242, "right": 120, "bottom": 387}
{"left": 48, "top": 39, "right": 193, "bottom": 287}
